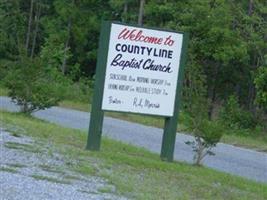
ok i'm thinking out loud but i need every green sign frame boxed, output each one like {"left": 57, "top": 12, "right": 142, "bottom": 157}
{"left": 86, "top": 21, "right": 189, "bottom": 162}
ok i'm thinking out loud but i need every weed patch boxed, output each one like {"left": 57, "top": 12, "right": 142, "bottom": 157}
{"left": 4, "top": 142, "right": 42, "bottom": 154}
{"left": 6, "top": 163, "right": 27, "bottom": 168}
{"left": 0, "top": 167, "right": 18, "bottom": 173}
{"left": 30, "top": 175, "right": 71, "bottom": 185}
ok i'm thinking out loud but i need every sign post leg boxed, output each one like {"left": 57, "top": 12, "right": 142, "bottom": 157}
{"left": 86, "top": 107, "right": 104, "bottom": 151}
{"left": 160, "top": 33, "right": 189, "bottom": 162}
{"left": 86, "top": 21, "right": 111, "bottom": 151}
{"left": 161, "top": 116, "right": 179, "bottom": 162}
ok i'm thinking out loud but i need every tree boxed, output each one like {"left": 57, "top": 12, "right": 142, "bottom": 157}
{"left": 25, "top": 0, "right": 34, "bottom": 53}
{"left": 30, "top": 1, "right": 42, "bottom": 58}
{"left": 138, "top": 0, "right": 145, "bottom": 25}
{"left": 4, "top": 56, "right": 64, "bottom": 113}
{"left": 254, "top": 64, "right": 267, "bottom": 109}
{"left": 185, "top": 120, "right": 224, "bottom": 166}
{"left": 183, "top": 54, "right": 224, "bottom": 165}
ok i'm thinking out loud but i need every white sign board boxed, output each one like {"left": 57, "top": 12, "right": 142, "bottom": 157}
{"left": 102, "top": 23, "right": 183, "bottom": 116}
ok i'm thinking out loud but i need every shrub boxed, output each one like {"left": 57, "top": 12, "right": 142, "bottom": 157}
{"left": 254, "top": 65, "right": 267, "bottom": 109}
{"left": 56, "top": 77, "right": 94, "bottom": 103}
{"left": 219, "top": 95, "right": 257, "bottom": 129}
{"left": 183, "top": 60, "right": 223, "bottom": 165}
{"left": 0, "top": 60, "right": 10, "bottom": 81}
{"left": 4, "top": 57, "right": 65, "bottom": 113}
{"left": 186, "top": 120, "right": 224, "bottom": 165}
{"left": 185, "top": 96, "right": 224, "bottom": 165}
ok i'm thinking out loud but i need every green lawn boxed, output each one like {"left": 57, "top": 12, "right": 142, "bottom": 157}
{"left": 1, "top": 110, "right": 266, "bottom": 200}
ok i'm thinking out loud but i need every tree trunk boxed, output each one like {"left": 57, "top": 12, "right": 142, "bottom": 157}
{"left": 61, "top": 18, "right": 72, "bottom": 74}
{"left": 247, "top": 0, "right": 256, "bottom": 112}
{"left": 235, "top": 83, "right": 241, "bottom": 100}
{"left": 195, "top": 136, "right": 204, "bottom": 166}
{"left": 207, "top": 64, "right": 219, "bottom": 120}
{"left": 248, "top": 0, "right": 253, "bottom": 16}
{"left": 138, "top": 0, "right": 145, "bottom": 26}
{"left": 122, "top": 0, "right": 128, "bottom": 22}
{"left": 60, "top": 0, "right": 76, "bottom": 74}
{"left": 30, "top": 3, "right": 41, "bottom": 59}
{"left": 25, "top": 0, "right": 34, "bottom": 54}
{"left": 208, "top": 87, "right": 216, "bottom": 120}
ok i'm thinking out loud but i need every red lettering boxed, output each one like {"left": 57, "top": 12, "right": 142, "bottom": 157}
{"left": 139, "top": 35, "right": 145, "bottom": 41}
{"left": 135, "top": 30, "right": 143, "bottom": 40}
{"left": 117, "top": 28, "right": 166, "bottom": 45}
{"left": 158, "top": 38, "right": 163, "bottom": 45}
{"left": 129, "top": 30, "right": 137, "bottom": 40}
{"left": 118, "top": 28, "right": 129, "bottom": 39}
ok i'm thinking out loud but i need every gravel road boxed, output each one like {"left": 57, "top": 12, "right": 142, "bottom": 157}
{"left": 1, "top": 96, "right": 267, "bottom": 183}
{"left": 0, "top": 128, "right": 127, "bottom": 200}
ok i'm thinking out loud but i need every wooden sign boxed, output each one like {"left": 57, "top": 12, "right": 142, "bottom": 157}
{"left": 87, "top": 21, "right": 188, "bottom": 162}
{"left": 102, "top": 23, "right": 183, "bottom": 116}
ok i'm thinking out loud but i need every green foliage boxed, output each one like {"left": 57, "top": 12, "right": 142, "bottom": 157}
{"left": 186, "top": 108, "right": 224, "bottom": 165}
{"left": 0, "top": 60, "right": 11, "bottom": 81}
{"left": 0, "top": 0, "right": 26, "bottom": 58}
{"left": 183, "top": 55, "right": 223, "bottom": 165}
{"left": 182, "top": 54, "right": 207, "bottom": 114}
{"left": 220, "top": 95, "right": 258, "bottom": 129}
{"left": 109, "top": 0, "right": 139, "bottom": 23}
{"left": 58, "top": 79, "right": 93, "bottom": 103}
{"left": 254, "top": 65, "right": 267, "bottom": 109}
{"left": 40, "top": 38, "right": 69, "bottom": 70}
{"left": 196, "top": 120, "right": 224, "bottom": 146}
{"left": 185, "top": 120, "right": 224, "bottom": 165}
{"left": 4, "top": 57, "right": 64, "bottom": 113}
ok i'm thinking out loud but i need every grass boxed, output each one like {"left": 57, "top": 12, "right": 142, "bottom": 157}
{"left": 77, "top": 189, "right": 98, "bottom": 195}
{"left": 59, "top": 100, "right": 91, "bottom": 112}
{"left": 39, "top": 164, "right": 65, "bottom": 174}
{"left": 11, "top": 132, "right": 22, "bottom": 137}
{"left": 221, "top": 133, "right": 267, "bottom": 152}
{"left": 0, "top": 166, "right": 18, "bottom": 173}
{"left": 7, "top": 163, "right": 27, "bottom": 168}
{"left": 72, "top": 164, "right": 96, "bottom": 176}
{"left": 4, "top": 142, "right": 42, "bottom": 154}
{"left": 1, "top": 110, "right": 267, "bottom": 200}
{"left": 98, "top": 185, "right": 115, "bottom": 193}
{"left": 63, "top": 175, "right": 82, "bottom": 181}
{"left": 31, "top": 174, "right": 71, "bottom": 185}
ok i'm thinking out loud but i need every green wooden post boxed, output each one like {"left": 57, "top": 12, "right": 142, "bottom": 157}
{"left": 160, "top": 33, "right": 189, "bottom": 162}
{"left": 86, "top": 21, "right": 111, "bottom": 151}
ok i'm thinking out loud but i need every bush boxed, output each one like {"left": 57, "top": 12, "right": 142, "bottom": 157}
{"left": 0, "top": 60, "right": 9, "bottom": 81}
{"left": 185, "top": 98, "right": 224, "bottom": 165}
{"left": 219, "top": 95, "right": 257, "bottom": 129}
{"left": 4, "top": 57, "right": 65, "bottom": 113}
{"left": 57, "top": 77, "right": 94, "bottom": 103}
{"left": 186, "top": 120, "right": 224, "bottom": 165}
{"left": 254, "top": 65, "right": 267, "bottom": 109}
{"left": 184, "top": 87, "right": 223, "bottom": 165}
{"left": 183, "top": 59, "right": 223, "bottom": 165}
